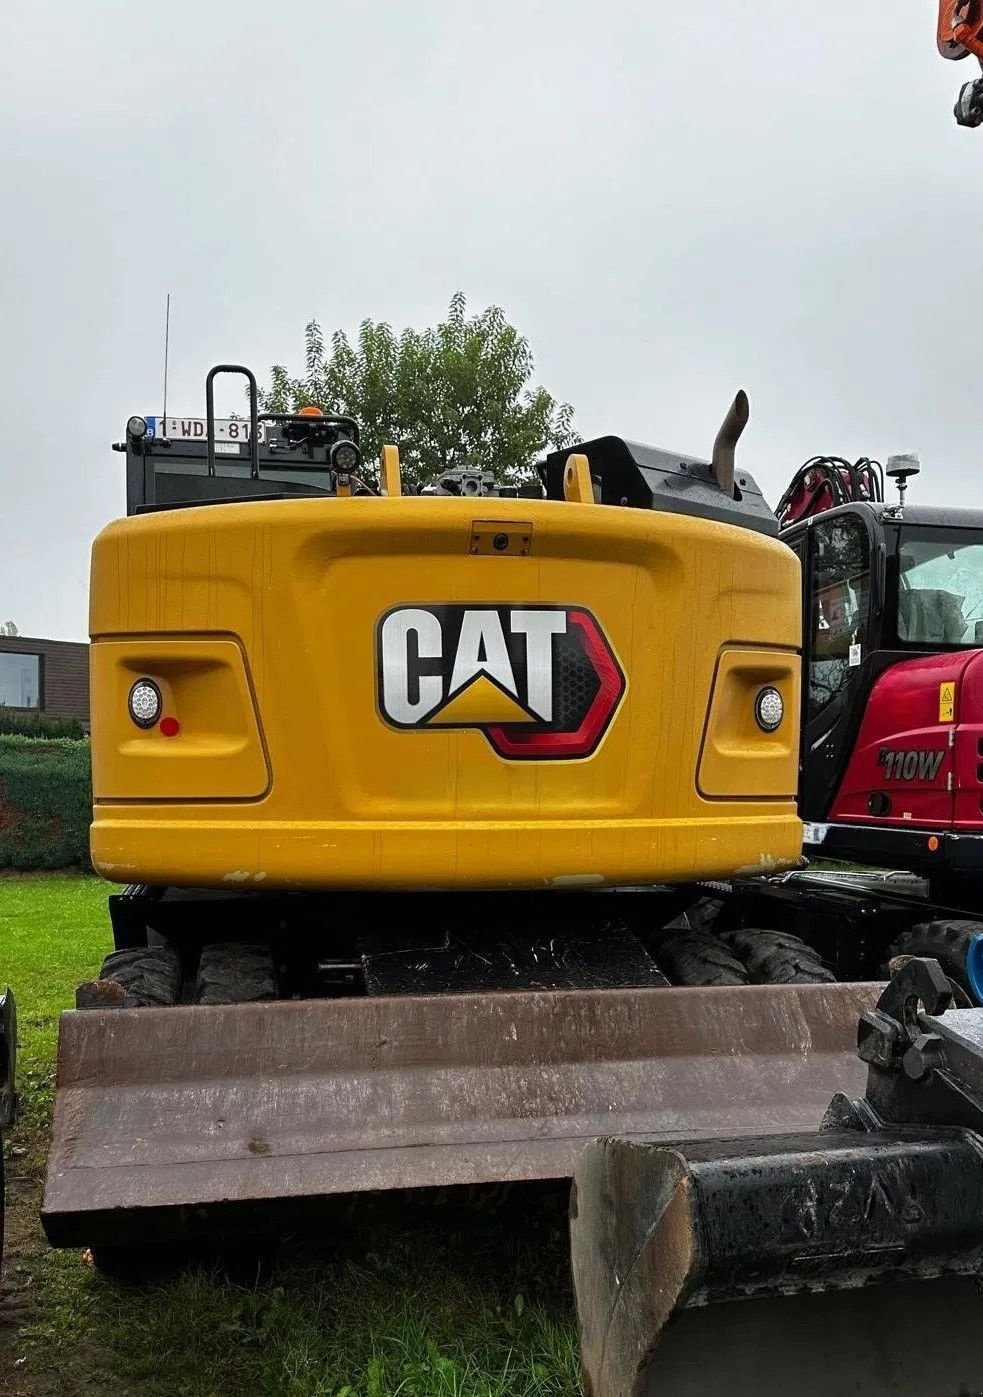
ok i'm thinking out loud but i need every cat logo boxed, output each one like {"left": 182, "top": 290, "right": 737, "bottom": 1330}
{"left": 376, "top": 604, "right": 625, "bottom": 760}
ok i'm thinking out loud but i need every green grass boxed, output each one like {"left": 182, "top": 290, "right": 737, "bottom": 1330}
{"left": 0, "top": 874, "right": 107, "bottom": 1147}
{"left": 0, "top": 874, "right": 582, "bottom": 1397}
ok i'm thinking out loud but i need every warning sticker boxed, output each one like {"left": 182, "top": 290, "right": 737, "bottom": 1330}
{"left": 939, "top": 682, "right": 955, "bottom": 724}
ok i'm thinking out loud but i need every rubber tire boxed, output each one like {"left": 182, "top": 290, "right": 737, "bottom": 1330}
{"left": 195, "top": 944, "right": 277, "bottom": 1006}
{"left": 724, "top": 929, "right": 836, "bottom": 985}
{"left": 657, "top": 930, "right": 749, "bottom": 987}
{"left": 886, "top": 920, "right": 983, "bottom": 1002}
{"left": 99, "top": 945, "right": 183, "bottom": 1008}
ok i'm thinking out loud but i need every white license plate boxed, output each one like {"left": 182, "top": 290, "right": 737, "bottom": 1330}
{"left": 156, "top": 416, "right": 267, "bottom": 444}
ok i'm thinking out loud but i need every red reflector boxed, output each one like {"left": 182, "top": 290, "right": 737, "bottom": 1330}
{"left": 159, "top": 716, "right": 180, "bottom": 737}
{"left": 928, "top": 835, "right": 940, "bottom": 852}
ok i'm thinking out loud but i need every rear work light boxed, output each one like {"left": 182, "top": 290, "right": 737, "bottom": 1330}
{"left": 754, "top": 687, "right": 784, "bottom": 732}
{"left": 128, "top": 678, "right": 162, "bottom": 728}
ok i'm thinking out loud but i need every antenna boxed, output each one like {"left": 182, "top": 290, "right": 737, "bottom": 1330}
{"left": 162, "top": 292, "right": 171, "bottom": 433}
{"left": 885, "top": 452, "right": 920, "bottom": 508}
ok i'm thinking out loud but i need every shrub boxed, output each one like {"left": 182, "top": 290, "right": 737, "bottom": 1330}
{"left": 0, "top": 736, "right": 91, "bottom": 871}
{"left": 0, "top": 707, "right": 87, "bottom": 740}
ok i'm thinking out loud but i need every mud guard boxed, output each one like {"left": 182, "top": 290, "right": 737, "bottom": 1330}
{"left": 571, "top": 959, "right": 983, "bottom": 1397}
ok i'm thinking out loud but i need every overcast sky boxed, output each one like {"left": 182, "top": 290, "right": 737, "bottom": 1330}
{"left": 1, "top": 1, "right": 977, "bottom": 639}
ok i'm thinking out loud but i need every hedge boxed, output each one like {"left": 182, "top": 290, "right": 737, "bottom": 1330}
{"left": 0, "top": 707, "right": 87, "bottom": 740}
{"left": 0, "top": 736, "right": 92, "bottom": 871}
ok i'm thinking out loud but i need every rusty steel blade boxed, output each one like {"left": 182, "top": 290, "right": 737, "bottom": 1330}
{"left": 42, "top": 983, "right": 877, "bottom": 1247}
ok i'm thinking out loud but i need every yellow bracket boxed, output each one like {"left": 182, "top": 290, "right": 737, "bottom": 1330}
{"left": 380, "top": 444, "right": 402, "bottom": 497}
{"left": 563, "top": 453, "right": 594, "bottom": 504}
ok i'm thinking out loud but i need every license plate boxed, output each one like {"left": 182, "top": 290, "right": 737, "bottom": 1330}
{"left": 155, "top": 416, "right": 267, "bottom": 444}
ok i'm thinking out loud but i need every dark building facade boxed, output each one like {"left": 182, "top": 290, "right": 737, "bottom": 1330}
{"left": 0, "top": 636, "right": 90, "bottom": 726}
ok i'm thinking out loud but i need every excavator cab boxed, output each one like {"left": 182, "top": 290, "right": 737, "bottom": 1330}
{"left": 782, "top": 474, "right": 983, "bottom": 889}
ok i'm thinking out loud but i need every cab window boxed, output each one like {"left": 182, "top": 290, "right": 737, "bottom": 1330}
{"left": 808, "top": 516, "right": 870, "bottom": 718}
{"left": 897, "top": 531, "right": 983, "bottom": 647}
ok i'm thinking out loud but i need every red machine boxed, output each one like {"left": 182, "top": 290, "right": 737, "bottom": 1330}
{"left": 779, "top": 453, "right": 983, "bottom": 921}
{"left": 938, "top": 1, "right": 983, "bottom": 124}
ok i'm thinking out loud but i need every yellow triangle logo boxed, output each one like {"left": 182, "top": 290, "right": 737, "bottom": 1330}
{"left": 428, "top": 674, "right": 536, "bottom": 726}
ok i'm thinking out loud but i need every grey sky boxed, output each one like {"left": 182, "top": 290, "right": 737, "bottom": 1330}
{"left": 1, "top": 1, "right": 975, "bottom": 639}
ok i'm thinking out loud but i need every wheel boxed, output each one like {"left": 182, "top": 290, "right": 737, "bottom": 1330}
{"left": 886, "top": 921, "right": 983, "bottom": 1004}
{"left": 195, "top": 944, "right": 277, "bottom": 1005}
{"left": 98, "top": 945, "right": 183, "bottom": 1007}
{"left": 656, "top": 930, "right": 749, "bottom": 987}
{"left": 723, "top": 929, "right": 836, "bottom": 985}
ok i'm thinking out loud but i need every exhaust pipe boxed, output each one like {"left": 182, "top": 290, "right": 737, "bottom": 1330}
{"left": 711, "top": 390, "right": 749, "bottom": 498}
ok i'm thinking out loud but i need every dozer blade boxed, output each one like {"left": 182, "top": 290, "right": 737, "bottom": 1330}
{"left": 571, "top": 959, "right": 983, "bottom": 1397}
{"left": 42, "top": 982, "right": 875, "bottom": 1248}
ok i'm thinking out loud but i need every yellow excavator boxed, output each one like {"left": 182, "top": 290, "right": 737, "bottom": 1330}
{"left": 46, "top": 373, "right": 846, "bottom": 1258}
{"left": 40, "top": 363, "right": 972, "bottom": 1395}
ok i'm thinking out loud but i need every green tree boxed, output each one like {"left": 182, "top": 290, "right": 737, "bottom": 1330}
{"left": 260, "top": 292, "right": 576, "bottom": 489}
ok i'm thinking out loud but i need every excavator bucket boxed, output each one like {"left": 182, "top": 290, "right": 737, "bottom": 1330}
{"left": 42, "top": 981, "right": 875, "bottom": 1248}
{"left": 571, "top": 960, "right": 983, "bottom": 1397}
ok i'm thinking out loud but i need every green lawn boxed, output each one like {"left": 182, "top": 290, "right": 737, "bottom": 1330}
{"left": 1, "top": 875, "right": 107, "bottom": 1142}
{"left": 0, "top": 874, "right": 581, "bottom": 1397}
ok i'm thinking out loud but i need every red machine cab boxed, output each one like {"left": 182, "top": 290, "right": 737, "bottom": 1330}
{"left": 783, "top": 482, "right": 983, "bottom": 892}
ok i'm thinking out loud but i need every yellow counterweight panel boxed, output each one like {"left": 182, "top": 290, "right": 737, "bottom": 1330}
{"left": 698, "top": 647, "right": 800, "bottom": 799}
{"left": 91, "top": 638, "right": 268, "bottom": 800}
{"left": 89, "top": 495, "right": 802, "bottom": 890}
